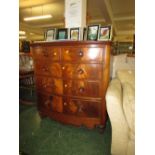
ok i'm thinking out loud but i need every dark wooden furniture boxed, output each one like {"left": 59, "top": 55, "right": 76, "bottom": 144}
{"left": 31, "top": 41, "right": 111, "bottom": 128}
{"left": 19, "top": 53, "right": 35, "bottom": 105}
{"left": 19, "top": 70, "right": 35, "bottom": 105}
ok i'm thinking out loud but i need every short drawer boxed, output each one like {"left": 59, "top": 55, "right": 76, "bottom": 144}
{"left": 62, "top": 63, "right": 102, "bottom": 79}
{"left": 32, "top": 46, "right": 60, "bottom": 61}
{"left": 63, "top": 80, "right": 101, "bottom": 97}
{"left": 62, "top": 47, "right": 103, "bottom": 62}
{"left": 63, "top": 97, "right": 100, "bottom": 118}
{"left": 34, "top": 62, "right": 62, "bottom": 77}
{"left": 35, "top": 76, "right": 63, "bottom": 95}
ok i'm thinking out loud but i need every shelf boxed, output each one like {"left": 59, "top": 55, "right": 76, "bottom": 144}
{"left": 19, "top": 52, "right": 33, "bottom": 57}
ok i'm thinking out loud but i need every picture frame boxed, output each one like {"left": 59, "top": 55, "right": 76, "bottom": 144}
{"left": 22, "top": 41, "right": 30, "bottom": 53}
{"left": 56, "top": 28, "right": 68, "bottom": 40}
{"left": 45, "top": 29, "right": 56, "bottom": 41}
{"left": 83, "top": 27, "right": 87, "bottom": 40}
{"left": 98, "top": 26, "right": 111, "bottom": 41}
{"left": 70, "top": 28, "right": 80, "bottom": 40}
{"left": 87, "top": 25, "right": 99, "bottom": 41}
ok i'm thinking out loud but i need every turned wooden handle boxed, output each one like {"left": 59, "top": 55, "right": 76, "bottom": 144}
{"left": 78, "top": 50, "right": 83, "bottom": 57}
{"left": 64, "top": 84, "right": 68, "bottom": 88}
{"left": 43, "top": 84, "right": 47, "bottom": 88}
{"left": 79, "top": 87, "right": 85, "bottom": 93}
{"left": 78, "top": 68, "right": 84, "bottom": 74}
{"left": 42, "top": 67, "right": 49, "bottom": 72}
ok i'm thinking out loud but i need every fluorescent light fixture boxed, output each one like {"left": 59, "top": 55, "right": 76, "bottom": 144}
{"left": 30, "top": 33, "right": 35, "bottom": 35}
{"left": 24, "top": 14, "right": 52, "bottom": 21}
{"left": 19, "top": 36, "right": 27, "bottom": 39}
{"left": 19, "top": 31, "right": 26, "bottom": 35}
{"left": 129, "top": 46, "right": 133, "bottom": 50}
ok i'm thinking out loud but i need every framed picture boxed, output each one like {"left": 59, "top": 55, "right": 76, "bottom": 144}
{"left": 56, "top": 28, "right": 68, "bottom": 40}
{"left": 22, "top": 41, "right": 30, "bottom": 53}
{"left": 45, "top": 29, "right": 56, "bottom": 41}
{"left": 87, "top": 25, "right": 99, "bottom": 41}
{"left": 98, "top": 26, "right": 111, "bottom": 41}
{"left": 70, "top": 28, "right": 80, "bottom": 40}
{"left": 83, "top": 27, "right": 87, "bottom": 40}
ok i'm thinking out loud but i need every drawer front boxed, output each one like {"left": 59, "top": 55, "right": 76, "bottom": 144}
{"left": 62, "top": 63, "right": 102, "bottom": 79}
{"left": 51, "top": 95, "right": 63, "bottom": 113}
{"left": 37, "top": 93, "right": 52, "bottom": 111}
{"left": 63, "top": 80, "right": 101, "bottom": 97}
{"left": 33, "top": 46, "right": 60, "bottom": 61}
{"left": 34, "top": 62, "right": 62, "bottom": 77}
{"left": 62, "top": 47, "right": 103, "bottom": 62}
{"left": 35, "top": 76, "right": 63, "bottom": 95}
{"left": 63, "top": 98, "right": 100, "bottom": 118}
{"left": 37, "top": 93, "right": 63, "bottom": 113}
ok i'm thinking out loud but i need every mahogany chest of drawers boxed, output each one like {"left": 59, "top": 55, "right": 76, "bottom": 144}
{"left": 31, "top": 41, "right": 111, "bottom": 128}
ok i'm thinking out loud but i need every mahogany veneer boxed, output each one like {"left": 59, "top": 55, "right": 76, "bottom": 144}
{"left": 31, "top": 41, "right": 111, "bottom": 129}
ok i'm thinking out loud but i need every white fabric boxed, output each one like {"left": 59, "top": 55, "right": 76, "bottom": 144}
{"left": 106, "top": 79, "right": 128, "bottom": 155}
{"left": 110, "top": 54, "right": 135, "bottom": 78}
{"left": 127, "top": 57, "right": 135, "bottom": 65}
{"left": 117, "top": 70, "right": 135, "bottom": 88}
{"left": 19, "top": 55, "right": 34, "bottom": 71}
{"left": 123, "top": 83, "right": 135, "bottom": 138}
{"left": 106, "top": 70, "right": 135, "bottom": 155}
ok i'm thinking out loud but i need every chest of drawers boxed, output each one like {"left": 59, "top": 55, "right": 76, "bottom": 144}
{"left": 31, "top": 41, "right": 111, "bottom": 128}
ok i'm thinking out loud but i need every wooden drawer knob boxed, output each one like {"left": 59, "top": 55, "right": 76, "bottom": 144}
{"left": 78, "top": 68, "right": 84, "bottom": 74}
{"left": 65, "top": 50, "right": 69, "bottom": 54}
{"left": 78, "top": 51, "right": 83, "bottom": 57}
{"left": 64, "top": 84, "right": 68, "bottom": 88}
{"left": 79, "top": 87, "right": 85, "bottom": 93}
{"left": 43, "top": 84, "right": 47, "bottom": 88}
{"left": 53, "top": 52, "right": 57, "bottom": 56}
{"left": 42, "top": 67, "right": 49, "bottom": 72}
{"left": 62, "top": 66, "right": 65, "bottom": 70}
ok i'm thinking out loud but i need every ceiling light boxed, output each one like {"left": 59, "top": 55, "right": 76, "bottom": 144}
{"left": 19, "top": 31, "right": 26, "bottom": 35}
{"left": 129, "top": 46, "right": 133, "bottom": 50}
{"left": 19, "top": 36, "right": 27, "bottom": 39}
{"left": 24, "top": 14, "right": 52, "bottom": 21}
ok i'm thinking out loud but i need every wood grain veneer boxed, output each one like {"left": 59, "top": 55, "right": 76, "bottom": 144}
{"left": 31, "top": 41, "right": 111, "bottom": 129}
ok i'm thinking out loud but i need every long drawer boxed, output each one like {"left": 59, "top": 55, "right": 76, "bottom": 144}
{"left": 34, "top": 62, "right": 102, "bottom": 80}
{"left": 36, "top": 76, "right": 101, "bottom": 98}
{"left": 37, "top": 93, "right": 101, "bottom": 118}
